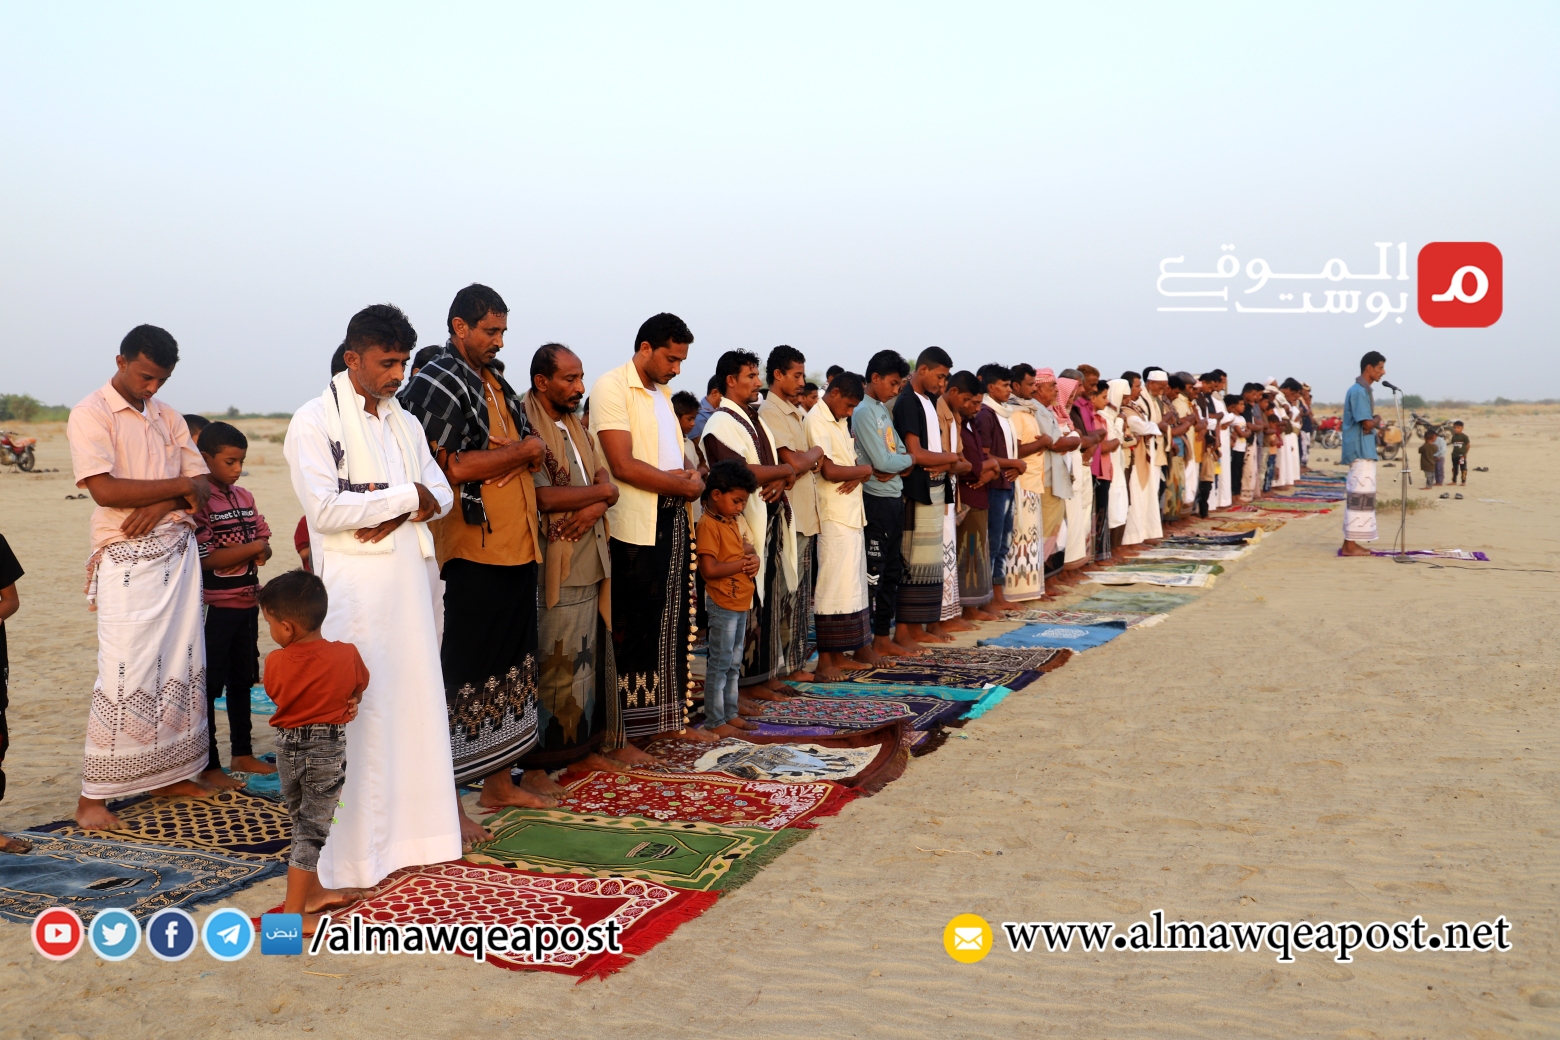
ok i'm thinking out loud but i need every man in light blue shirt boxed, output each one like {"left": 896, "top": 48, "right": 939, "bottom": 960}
{"left": 1341, "top": 350, "right": 1386, "bottom": 555}
{"left": 852, "top": 350, "right": 914, "bottom": 660}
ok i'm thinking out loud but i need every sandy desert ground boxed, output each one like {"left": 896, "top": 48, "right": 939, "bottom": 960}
{"left": 0, "top": 408, "right": 1555, "bottom": 1039}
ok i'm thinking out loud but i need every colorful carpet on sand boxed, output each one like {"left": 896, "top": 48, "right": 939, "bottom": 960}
{"left": 465, "top": 808, "right": 807, "bottom": 892}
{"left": 31, "top": 789, "right": 290, "bottom": 862}
{"left": 553, "top": 768, "right": 857, "bottom": 829}
{"left": 979, "top": 622, "right": 1127, "bottom": 652}
{"left": 290, "top": 862, "right": 719, "bottom": 980}
{"left": 0, "top": 832, "right": 281, "bottom": 922}
{"left": 1339, "top": 548, "right": 1491, "bottom": 561}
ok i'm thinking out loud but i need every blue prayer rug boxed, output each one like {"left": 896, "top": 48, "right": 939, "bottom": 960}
{"left": 979, "top": 621, "right": 1128, "bottom": 652}
{"left": 0, "top": 832, "right": 282, "bottom": 922}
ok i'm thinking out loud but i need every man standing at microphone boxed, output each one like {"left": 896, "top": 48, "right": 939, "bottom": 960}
{"left": 1340, "top": 351, "right": 1386, "bottom": 557}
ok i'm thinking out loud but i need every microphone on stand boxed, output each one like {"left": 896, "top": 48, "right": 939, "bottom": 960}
{"left": 1381, "top": 379, "right": 1403, "bottom": 394}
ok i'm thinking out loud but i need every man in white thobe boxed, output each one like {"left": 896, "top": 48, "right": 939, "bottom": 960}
{"left": 284, "top": 304, "right": 463, "bottom": 890}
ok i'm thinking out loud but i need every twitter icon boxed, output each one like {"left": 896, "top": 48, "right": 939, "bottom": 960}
{"left": 201, "top": 907, "right": 255, "bottom": 962}
{"left": 88, "top": 908, "right": 140, "bottom": 961}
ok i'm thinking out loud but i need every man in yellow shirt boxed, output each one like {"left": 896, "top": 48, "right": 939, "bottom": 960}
{"left": 589, "top": 314, "right": 711, "bottom": 755}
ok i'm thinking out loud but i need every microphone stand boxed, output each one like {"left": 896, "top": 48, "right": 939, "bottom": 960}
{"left": 1389, "top": 385, "right": 1412, "bottom": 563}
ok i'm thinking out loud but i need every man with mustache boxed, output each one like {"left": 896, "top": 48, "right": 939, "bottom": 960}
{"left": 514, "top": 342, "right": 623, "bottom": 791}
{"left": 284, "top": 303, "right": 462, "bottom": 886}
{"left": 399, "top": 284, "right": 550, "bottom": 846}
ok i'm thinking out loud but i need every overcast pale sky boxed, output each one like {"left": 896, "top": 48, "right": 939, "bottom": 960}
{"left": 2, "top": 3, "right": 1554, "bottom": 411}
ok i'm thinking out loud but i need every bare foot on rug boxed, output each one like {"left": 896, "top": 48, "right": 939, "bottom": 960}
{"left": 932, "top": 618, "right": 977, "bottom": 633}
{"left": 576, "top": 752, "right": 630, "bottom": 773}
{"left": 0, "top": 835, "right": 33, "bottom": 854}
{"left": 781, "top": 668, "right": 816, "bottom": 682}
{"left": 712, "top": 719, "right": 757, "bottom": 736}
{"left": 231, "top": 754, "right": 277, "bottom": 775}
{"left": 748, "top": 682, "right": 800, "bottom": 701}
{"left": 305, "top": 887, "right": 372, "bottom": 913}
{"left": 520, "top": 769, "right": 567, "bottom": 798}
{"left": 608, "top": 744, "right": 661, "bottom": 766}
{"left": 198, "top": 768, "right": 247, "bottom": 790}
{"left": 890, "top": 627, "right": 928, "bottom": 655}
{"left": 477, "top": 770, "right": 557, "bottom": 811}
{"left": 737, "top": 696, "right": 763, "bottom": 716}
{"left": 458, "top": 809, "right": 492, "bottom": 847}
{"left": 813, "top": 651, "right": 870, "bottom": 680}
{"left": 962, "top": 606, "right": 999, "bottom": 622}
{"left": 851, "top": 643, "right": 887, "bottom": 666}
{"left": 899, "top": 622, "right": 952, "bottom": 644}
{"left": 1340, "top": 540, "right": 1373, "bottom": 557}
{"left": 149, "top": 779, "right": 219, "bottom": 800}
{"left": 75, "top": 797, "right": 123, "bottom": 831}
{"left": 677, "top": 726, "right": 722, "bottom": 743}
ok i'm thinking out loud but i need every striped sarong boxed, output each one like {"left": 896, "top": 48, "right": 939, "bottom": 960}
{"left": 1344, "top": 459, "right": 1378, "bottom": 543}
{"left": 896, "top": 493, "right": 945, "bottom": 624}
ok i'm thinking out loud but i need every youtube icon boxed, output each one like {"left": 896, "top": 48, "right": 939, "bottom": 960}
{"left": 32, "top": 908, "right": 85, "bottom": 961}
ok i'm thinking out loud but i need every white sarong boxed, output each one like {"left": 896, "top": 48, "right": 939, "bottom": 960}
{"left": 1344, "top": 459, "right": 1378, "bottom": 543}
{"left": 1063, "top": 449, "right": 1092, "bottom": 562}
{"left": 1122, "top": 465, "right": 1162, "bottom": 546}
{"left": 83, "top": 525, "right": 208, "bottom": 799}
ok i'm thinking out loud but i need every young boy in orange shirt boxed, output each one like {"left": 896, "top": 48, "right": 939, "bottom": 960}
{"left": 695, "top": 460, "right": 761, "bottom": 737}
{"left": 258, "top": 570, "right": 371, "bottom": 931}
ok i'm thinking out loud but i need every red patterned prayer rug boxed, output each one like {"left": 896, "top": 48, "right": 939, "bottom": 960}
{"left": 553, "top": 768, "right": 857, "bottom": 829}
{"left": 261, "top": 861, "right": 717, "bottom": 981}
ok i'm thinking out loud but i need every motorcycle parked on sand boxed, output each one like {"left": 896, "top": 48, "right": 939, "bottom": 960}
{"left": 0, "top": 431, "right": 37, "bottom": 472}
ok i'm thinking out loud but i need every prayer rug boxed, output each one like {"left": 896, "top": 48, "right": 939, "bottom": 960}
{"left": 999, "top": 607, "right": 1166, "bottom": 629}
{"left": 213, "top": 684, "right": 276, "bottom": 716}
{"left": 979, "top": 622, "right": 1127, "bottom": 652}
{"left": 0, "top": 832, "right": 281, "bottom": 922}
{"left": 913, "top": 645, "right": 1072, "bottom": 673}
{"left": 465, "top": 808, "right": 806, "bottom": 892}
{"left": 1133, "top": 547, "right": 1249, "bottom": 561}
{"left": 1253, "top": 499, "right": 1335, "bottom": 512}
{"left": 693, "top": 742, "right": 880, "bottom": 782}
{"left": 552, "top": 768, "right": 857, "bottom": 830}
{"left": 795, "top": 683, "right": 1018, "bottom": 720}
{"left": 744, "top": 697, "right": 914, "bottom": 730}
{"left": 1084, "top": 569, "right": 1214, "bottom": 588}
{"left": 1072, "top": 589, "right": 1198, "bottom": 614}
{"left": 643, "top": 722, "right": 909, "bottom": 794}
{"left": 805, "top": 664, "right": 1045, "bottom": 691}
{"left": 795, "top": 682, "right": 990, "bottom": 703}
{"left": 1211, "top": 517, "right": 1287, "bottom": 533}
{"left": 293, "top": 861, "right": 719, "bottom": 980}
{"left": 31, "top": 789, "right": 290, "bottom": 862}
{"left": 1339, "top": 548, "right": 1490, "bottom": 561}
{"left": 1104, "top": 561, "right": 1224, "bottom": 575}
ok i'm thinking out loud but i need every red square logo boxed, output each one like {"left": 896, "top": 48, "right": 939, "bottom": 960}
{"left": 1418, "top": 241, "right": 1502, "bottom": 327}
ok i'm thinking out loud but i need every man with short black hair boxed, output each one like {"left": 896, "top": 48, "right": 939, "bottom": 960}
{"left": 972, "top": 363, "right": 1029, "bottom": 610}
{"left": 1341, "top": 351, "right": 1386, "bottom": 555}
{"left": 691, "top": 374, "right": 723, "bottom": 442}
{"left": 758, "top": 345, "right": 824, "bottom": 684}
{"left": 892, "top": 347, "right": 965, "bottom": 647}
{"left": 400, "top": 284, "right": 553, "bottom": 837}
{"left": 519, "top": 342, "right": 622, "bottom": 785}
{"left": 853, "top": 351, "right": 915, "bottom": 660}
{"left": 285, "top": 303, "right": 463, "bottom": 885}
{"left": 68, "top": 325, "right": 216, "bottom": 830}
{"left": 704, "top": 350, "right": 800, "bottom": 698}
{"left": 806, "top": 373, "right": 875, "bottom": 678}
{"left": 591, "top": 313, "right": 708, "bottom": 751}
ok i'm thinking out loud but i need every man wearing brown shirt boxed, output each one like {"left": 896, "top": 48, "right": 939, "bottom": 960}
{"left": 399, "top": 284, "right": 549, "bottom": 844}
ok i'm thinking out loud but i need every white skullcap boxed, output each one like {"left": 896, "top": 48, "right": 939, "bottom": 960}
{"left": 1146, "top": 369, "right": 1169, "bottom": 382}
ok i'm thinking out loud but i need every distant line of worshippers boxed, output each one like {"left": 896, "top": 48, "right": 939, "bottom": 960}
{"left": 60, "top": 283, "right": 1317, "bottom": 898}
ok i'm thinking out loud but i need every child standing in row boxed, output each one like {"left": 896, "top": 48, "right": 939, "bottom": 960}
{"left": 258, "top": 570, "right": 371, "bottom": 930}
{"left": 194, "top": 421, "right": 276, "bottom": 786}
{"left": 1419, "top": 429, "right": 1439, "bottom": 490}
{"left": 695, "top": 460, "right": 761, "bottom": 737}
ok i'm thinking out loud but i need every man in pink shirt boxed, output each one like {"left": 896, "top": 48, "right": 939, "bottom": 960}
{"left": 67, "top": 325, "right": 214, "bottom": 830}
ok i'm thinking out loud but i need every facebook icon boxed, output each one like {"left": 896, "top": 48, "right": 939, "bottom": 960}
{"left": 144, "top": 908, "right": 198, "bottom": 961}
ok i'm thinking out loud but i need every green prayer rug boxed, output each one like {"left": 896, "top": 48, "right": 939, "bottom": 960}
{"left": 465, "top": 808, "right": 806, "bottom": 892}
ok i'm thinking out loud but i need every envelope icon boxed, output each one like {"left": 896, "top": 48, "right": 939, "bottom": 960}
{"left": 953, "top": 927, "right": 985, "bottom": 950}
